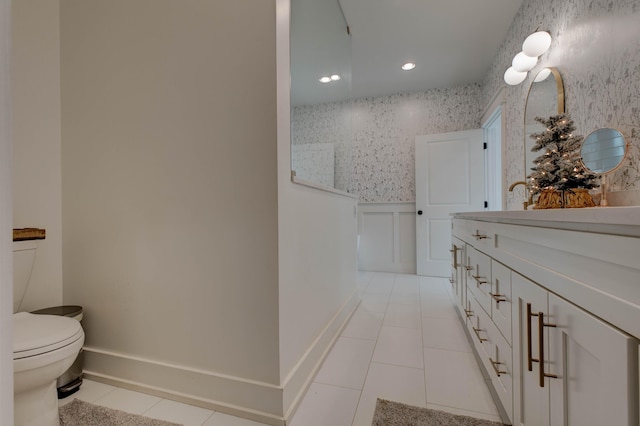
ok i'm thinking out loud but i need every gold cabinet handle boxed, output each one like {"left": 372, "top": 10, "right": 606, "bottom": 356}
{"left": 490, "top": 293, "right": 506, "bottom": 304}
{"left": 472, "top": 275, "right": 487, "bottom": 285}
{"left": 527, "top": 303, "right": 536, "bottom": 371}
{"left": 471, "top": 231, "right": 487, "bottom": 240}
{"left": 537, "top": 309, "right": 558, "bottom": 387}
{"left": 464, "top": 308, "right": 474, "bottom": 318}
{"left": 489, "top": 357, "right": 507, "bottom": 377}
{"left": 472, "top": 327, "right": 487, "bottom": 342}
{"left": 465, "top": 265, "right": 473, "bottom": 271}
{"left": 449, "top": 244, "right": 458, "bottom": 269}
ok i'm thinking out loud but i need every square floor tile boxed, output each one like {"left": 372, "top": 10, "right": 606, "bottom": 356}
{"left": 58, "top": 379, "right": 116, "bottom": 406}
{"left": 143, "top": 399, "right": 214, "bottom": 426}
{"left": 203, "top": 411, "right": 270, "bottom": 426}
{"left": 358, "top": 293, "right": 389, "bottom": 313}
{"left": 93, "top": 387, "right": 162, "bottom": 415}
{"left": 424, "top": 348, "right": 499, "bottom": 416}
{"left": 392, "top": 275, "right": 420, "bottom": 293}
{"left": 421, "top": 295, "right": 459, "bottom": 319}
{"left": 422, "top": 317, "right": 472, "bottom": 353}
{"left": 419, "top": 277, "right": 449, "bottom": 296}
{"left": 314, "top": 337, "right": 376, "bottom": 390}
{"left": 426, "top": 403, "right": 503, "bottom": 423}
{"left": 389, "top": 279, "right": 421, "bottom": 305}
{"left": 351, "top": 362, "right": 426, "bottom": 426}
{"left": 383, "top": 303, "right": 422, "bottom": 329}
{"left": 372, "top": 326, "right": 423, "bottom": 369}
{"left": 365, "top": 274, "right": 396, "bottom": 296}
{"left": 389, "top": 291, "right": 421, "bottom": 306}
{"left": 341, "top": 308, "right": 384, "bottom": 340}
{"left": 288, "top": 382, "right": 360, "bottom": 426}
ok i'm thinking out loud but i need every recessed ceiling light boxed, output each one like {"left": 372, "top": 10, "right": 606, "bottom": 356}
{"left": 401, "top": 62, "right": 416, "bottom": 71}
{"left": 330, "top": 74, "right": 341, "bottom": 81}
{"left": 319, "top": 76, "right": 332, "bottom": 83}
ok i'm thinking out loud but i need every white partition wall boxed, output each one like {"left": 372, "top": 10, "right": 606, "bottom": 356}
{"left": 357, "top": 202, "right": 416, "bottom": 274}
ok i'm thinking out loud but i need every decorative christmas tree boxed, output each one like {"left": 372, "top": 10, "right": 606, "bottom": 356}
{"left": 527, "top": 113, "right": 598, "bottom": 204}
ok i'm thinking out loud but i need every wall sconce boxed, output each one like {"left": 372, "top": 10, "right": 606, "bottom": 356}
{"left": 504, "top": 30, "right": 552, "bottom": 86}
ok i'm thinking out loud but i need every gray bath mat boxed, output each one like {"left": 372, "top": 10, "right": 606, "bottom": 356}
{"left": 372, "top": 399, "right": 507, "bottom": 426}
{"left": 59, "top": 398, "right": 182, "bottom": 426}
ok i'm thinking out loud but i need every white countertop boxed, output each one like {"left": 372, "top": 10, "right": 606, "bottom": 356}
{"left": 452, "top": 206, "right": 640, "bottom": 237}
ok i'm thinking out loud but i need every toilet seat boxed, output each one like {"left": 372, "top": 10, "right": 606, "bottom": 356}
{"left": 13, "top": 312, "right": 84, "bottom": 360}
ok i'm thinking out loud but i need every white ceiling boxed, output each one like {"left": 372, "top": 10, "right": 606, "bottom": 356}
{"left": 291, "top": 0, "right": 524, "bottom": 106}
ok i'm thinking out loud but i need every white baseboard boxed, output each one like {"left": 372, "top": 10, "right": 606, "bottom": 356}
{"left": 281, "top": 288, "right": 360, "bottom": 421}
{"left": 82, "top": 288, "right": 360, "bottom": 426}
{"left": 83, "top": 348, "right": 285, "bottom": 425}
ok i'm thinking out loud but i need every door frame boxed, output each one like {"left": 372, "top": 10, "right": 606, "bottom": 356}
{"left": 481, "top": 88, "right": 506, "bottom": 211}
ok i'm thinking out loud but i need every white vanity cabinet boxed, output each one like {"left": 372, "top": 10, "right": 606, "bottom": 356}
{"left": 452, "top": 210, "right": 640, "bottom": 426}
{"left": 513, "top": 272, "right": 636, "bottom": 426}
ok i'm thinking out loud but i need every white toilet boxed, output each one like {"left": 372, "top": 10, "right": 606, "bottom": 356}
{"left": 13, "top": 241, "right": 85, "bottom": 426}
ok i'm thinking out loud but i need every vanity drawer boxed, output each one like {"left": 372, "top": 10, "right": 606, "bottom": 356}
{"left": 491, "top": 260, "right": 512, "bottom": 345}
{"left": 453, "top": 219, "right": 493, "bottom": 251}
{"left": 466, "top": 295, "right": 492, "bottom": 363}
{"left": 466, "top": 245, "right": 492, "bottom": 316}
{"left": 486, "top": 318, "right": 513, "bottom": 423}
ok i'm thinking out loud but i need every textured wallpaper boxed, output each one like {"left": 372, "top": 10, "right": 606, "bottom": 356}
{"left": 482, "top": 0, "right": 640, "bottom": 209}
{"left": 292, "top": 0, "right": 640, "bottom": 207}
{"left": 293, "top": 85, "right": 482, "bottom": 202}
{"left": 292, "top": 101, "right": 352, "bottom": 192}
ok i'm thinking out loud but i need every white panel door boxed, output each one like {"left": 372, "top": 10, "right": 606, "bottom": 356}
{"left": 415, "top": 129, "right": 484, "bottom": 276}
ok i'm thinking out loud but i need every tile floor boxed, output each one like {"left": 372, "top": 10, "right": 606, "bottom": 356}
{"left": 59, "top": 272, "right": 501, "bottom": 426}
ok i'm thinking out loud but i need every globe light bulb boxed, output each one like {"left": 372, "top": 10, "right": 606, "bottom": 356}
{"left": 523, "top": 31, "right": 552, "bottom": 57}
{"left": 504, "top": 67, "right": 527, "bottom": 85}
{"left": 512, "top": 52, "right": 538, "bottom": 72}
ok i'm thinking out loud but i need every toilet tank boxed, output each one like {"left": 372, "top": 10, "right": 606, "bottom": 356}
{"left": 13, "top": 241, "right": 37, "bottom": 313}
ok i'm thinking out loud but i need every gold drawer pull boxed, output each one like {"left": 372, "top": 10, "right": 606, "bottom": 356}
{"left": 489, "top": 357, "right": 507, "bottom": 377}
{"left": 472, "top": 327, "right": 487, "bottom": 342}
{"left": 537, "top": 309, "right": 558, "bottom": 387}
{"left": 449, "top": 245, "right": 459, "bottom": 268}
{"left": 527, "top": 303, "right": 536, "bottom": 371}
{"left": 472, "top": 231, "right": 487, "bottom": 240}
{"left": 490, "top": 293, "right": 506, "bottom": 304}
{"left": 464, "top": 308, "right": 474, "bottom": 318}
{"left": 472, "top": 275, "right": 487, "bottom": 285}
{"left": 527, "top": 303, "right": 558, "bottom": 387}
{"left": 465, "top": 265, "right": 473, "bottom": 271}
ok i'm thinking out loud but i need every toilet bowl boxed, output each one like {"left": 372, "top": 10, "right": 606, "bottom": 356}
{"left": 13, "top": 312, "right": 85, "bottom": 426}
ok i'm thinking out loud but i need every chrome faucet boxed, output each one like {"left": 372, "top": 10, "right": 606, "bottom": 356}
{"left": 508, "top": 181, "right": 533, "bottom": 210}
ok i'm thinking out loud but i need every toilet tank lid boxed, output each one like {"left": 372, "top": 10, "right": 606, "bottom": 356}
{"left": 13, "top": 312, "right": 83, "bottom": 356}
{"left": 31, "top": 305, "right": 83, "bottom": 317}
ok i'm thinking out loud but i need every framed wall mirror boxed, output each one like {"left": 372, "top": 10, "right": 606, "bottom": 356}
{"left": 290, "top": 0, "right": 352, "bottom": 192}
{"left": 524, "top": 67, "right": 565, "bottom": 181}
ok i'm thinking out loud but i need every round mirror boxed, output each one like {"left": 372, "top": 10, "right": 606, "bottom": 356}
{"left": 524, "top": 68, "right": 564, "bottom": 176}
{"left": 580, "top": 128, "right": 627, "bottom": 174}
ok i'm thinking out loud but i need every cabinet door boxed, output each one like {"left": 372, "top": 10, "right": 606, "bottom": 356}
{"left": 455, "top": 241, "right": 467, "bottom": 312}
{"left": 467, "top": 245, "right": 492, "bottom": 315}
{"left": 491, "top": 260, "right": 512, "bottom": 345}
{"left": 512, "top": 273, "right": 550, "bottom": 426}
{"left": 548, "top": 294, "right": 638, "bottom": 426}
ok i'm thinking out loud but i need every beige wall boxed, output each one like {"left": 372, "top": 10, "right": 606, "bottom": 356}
{"left": 11, "top": 0, "right": 63, "bottom": 311}
{"left": 61, "top": 0, "right": 282, "bottom": 419}
{"left": 1, "top": 0, "right": 14, "bottom": 422}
